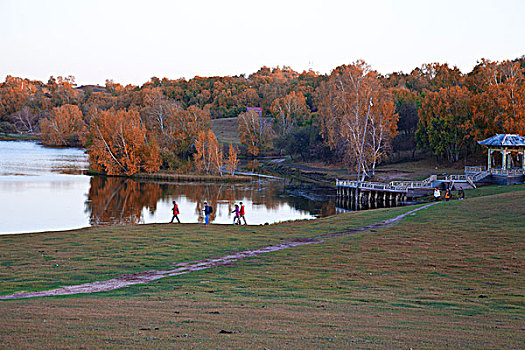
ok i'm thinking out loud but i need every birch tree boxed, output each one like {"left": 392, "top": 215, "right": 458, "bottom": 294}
{"left": 40, "top": 104, "right": 87, "bottom": 146}
{"left": 238, "top": 110, "right": 274, "bottom": 157}
{"left": 270, "top": 91, "right": 309, "bottom": 135}
{"left": 88, "top": 108, "right": 161, "bottom": 175}
{"left": 318, "top": 61, "right": 398, "bottom": 179}
{"left": 194, "top": 129, "right": 223, "bottom": 175}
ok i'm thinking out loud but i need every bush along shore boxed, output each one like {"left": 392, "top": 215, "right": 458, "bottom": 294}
{"left": 86, "top": 170, "right": 254, "bottom": 183}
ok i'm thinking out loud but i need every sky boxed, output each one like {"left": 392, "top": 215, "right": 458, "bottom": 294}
{"left": 1, "top": 0, "right": 524, "bottom": 86}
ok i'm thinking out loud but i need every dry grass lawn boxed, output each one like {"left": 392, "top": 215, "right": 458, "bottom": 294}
{"left": 211, "top": 117, "right": 241, "bottom": 145}
{"left": 0, "top": 185, "right": 523, "bottom": 348}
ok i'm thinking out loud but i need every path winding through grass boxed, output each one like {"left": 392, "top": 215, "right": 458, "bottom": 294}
{"left": 0, "top": 203, "right": 437, "bottom": 300}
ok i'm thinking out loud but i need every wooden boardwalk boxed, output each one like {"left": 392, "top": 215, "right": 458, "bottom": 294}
{"left": 336, "top": 167, "right": 524, "bottom": 203}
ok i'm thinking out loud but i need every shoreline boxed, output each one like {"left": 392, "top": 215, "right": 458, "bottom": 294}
{"left": 86, "top": 170, "right": 254, "bottom": 183}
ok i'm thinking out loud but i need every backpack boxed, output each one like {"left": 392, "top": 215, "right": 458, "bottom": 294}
{"left": 208, "top": 206, "right": 214, "bottom": 214}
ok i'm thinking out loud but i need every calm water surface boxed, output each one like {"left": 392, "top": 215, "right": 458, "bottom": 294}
{"left": 0, "top": 141, "right": 336, "bottom": 234}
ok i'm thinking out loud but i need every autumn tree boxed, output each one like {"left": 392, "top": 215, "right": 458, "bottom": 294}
{"left": 270, "top": 91, "right": 309, "bottom": 135}
{"left": 164, "top": 105, "right": 211, "bottom": 158}
{"left": 137, "top": 87, "right": 211, "bottom": 168}
{"left": 367, "top": 89, "right": 398, "bottom": 174}
{"left": 467, "top": 59, "right": 525, "bottom": 138}
{"left": 8, "top": 107, "right": 40, "bottom": 134}
{"left": 194, "top": 129, "right": 223, "bottom": 175}
{"left": 318, "top": 61, "right": 398, "bottom": 178}
{"left": 422, "top": 63, "right": 464, "bottom": 90}
{"left": 40, "top": 104, "right": 87, "bottom": 146}
{"left": 392, "top": 87, "right": 419, "bottom": 157}
{"left": 140, "top": 87, "right": 173, "bottom": 133}
{"left": 0, "top": 76, "right": 46, "bottom": 133}
{"left": 501, "top": 82, "right": 525, "bottom": 134}
{"left": 46, "top": 75, "right": 80, "bottom": 106}
{"left": 237, "top": 87, "right": 260, "bottom": 108}
{"left": 416, "top": 86, "right": 472, "bottom": 162}
{"left": 225, "top": 144, "right": 239, "bottom": 175}
{"left": 88, "top": 108, "right": 161, "bottom": 175}
{"left": 0, "top": 76, "right": 30, "bottom": 118}
{"left": 238, "top": 110, "right": 275, "bottom": 157}
{"left": 249, "top": 66, "right": 299, "bottom": 114}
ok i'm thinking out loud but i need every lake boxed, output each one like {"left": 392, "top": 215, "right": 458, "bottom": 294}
{"left": 0, "top": 141, "right": 338, "bottom": 234}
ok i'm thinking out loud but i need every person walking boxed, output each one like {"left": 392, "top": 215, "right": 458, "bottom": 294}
{"left": 170, "top": 201, "right": 180, "bottom": 223}
{"left": 203, "top": 201, "right": 212, "bottom": 225}
{"left": 239, "top": 202, "right": 247, "bottom": 225}
{"left": 458, "top": 187, "right": 465, "bottom": 200}
{"left": 444, "top": 188, "right": 451, "bottom": 201}
{"left": 433, "top": 187, "right": 441, "bottom": 201}
{"left": 232, "top": 204, "right": 240, "bottom": 225}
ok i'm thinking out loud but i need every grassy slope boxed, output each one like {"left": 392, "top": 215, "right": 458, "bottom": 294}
{"left": 211, "top": 117, "right": 241, "bottom": 145}
{"left": 0, "top": 185, "right": 523, "bottom": 349}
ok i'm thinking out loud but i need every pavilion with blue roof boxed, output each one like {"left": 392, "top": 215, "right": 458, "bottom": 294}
{"left": 478, "top": 134, "right": 525, "bottom": 172}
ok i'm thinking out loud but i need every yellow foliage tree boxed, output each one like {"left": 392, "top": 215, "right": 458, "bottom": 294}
{"left": 238, "top": 110, "right": 274, "bottom": 157}
{"left": 88, "top": 108, "right": 161, "bottom": 175}
{"left": 194, "top": 129, "right": 223, "bottom": 175}
{"left": 40, "top": 104, "right": 87, "bottom": 146}
{"left": 318, "top": 61, "right": 398, "bottom": 178}
{"left": 270, "top": 91, "right": 309, "bottom": 135}
{"left": 225, "top": 144, "right": 239, "bottom": 175}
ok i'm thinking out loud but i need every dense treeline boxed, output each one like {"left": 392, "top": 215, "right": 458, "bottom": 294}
{"left": 0, "top": 56, "right": 523, "bottom": 176}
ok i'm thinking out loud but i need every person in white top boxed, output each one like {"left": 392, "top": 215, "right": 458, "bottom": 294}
{"left": 433, "top": 188, "right": 441, "bottom": 201}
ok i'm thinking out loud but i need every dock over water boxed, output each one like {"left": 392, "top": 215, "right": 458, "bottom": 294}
{"left": 337, "top": 166, "right": 525, "bottom": 205}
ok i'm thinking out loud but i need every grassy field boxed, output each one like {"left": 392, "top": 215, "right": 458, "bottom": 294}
{"left": 0, "top": 185, "right": 523, "bottom": 348}
{"left": 0, "top": 133, "right": 40, "bottom": 141}
{"left": 211, "top": 117, "right": 241, "bottom": 145}
{"left": 374, "top": 158, "right": 469, "bottom": 181}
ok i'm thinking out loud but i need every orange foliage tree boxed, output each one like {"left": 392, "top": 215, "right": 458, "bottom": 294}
{"left": 318, "top": 61, "right": 398, "bottom": 178}
{"left": 46, "top": 76, "right": 80, "bottom": 106}
{"left": 367, "top": 89, "right": 398, "bottom": 174}
{"left": 137, "top": 87, "right": 211, "bottom": 168}
{"left": 417, "top": 86, "right": 472, "bottom": 162}
{"left": 224, "top": 144, "right": 239, "bottom": 175}
{"left": 88, "top": 108, "right": 161, "bottom": 175}
{"left": 270, "top": 91, "right": 309, "bottom": 135}
{"left": 161, "top": 104, "right": 210, "bottom": 156}
{"left": 238, "top": 110, "right": 275, "bottom": 157}
{"left": 0, "top": 76, "right": 44, "bottom": 133}
{"left": 0, "top": 76, "right": 34, "bottom": 117}
{"left": 194, "top": 129, "right": 223, "bottom": 175}
{"left": 40, "top": 104, "right": 87, "bottom": 146}
{"left": 468, "top": 60, "right": 525, "bottom": 138}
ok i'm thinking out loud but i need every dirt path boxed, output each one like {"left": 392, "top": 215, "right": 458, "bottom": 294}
{"left": 0, "top": 203, "right": 437, "bottom": 300}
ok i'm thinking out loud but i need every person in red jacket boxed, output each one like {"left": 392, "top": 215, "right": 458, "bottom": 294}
{"left": 239, "top": 202, "right": 247, "bottom": 225}
{"left": 170, "top": 201, "right": 180, "bottom": 223}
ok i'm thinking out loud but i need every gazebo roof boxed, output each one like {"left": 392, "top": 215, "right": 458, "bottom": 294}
{"left": 478, "top": 134, "right": 525, "bottom": 147}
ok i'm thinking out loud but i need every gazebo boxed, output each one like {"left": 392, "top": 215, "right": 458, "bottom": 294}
{"left": 478, "top": 134, "right": 525, "bottom": 171}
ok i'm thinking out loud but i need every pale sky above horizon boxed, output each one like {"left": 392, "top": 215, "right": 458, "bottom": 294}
{"left": 1, "top": 0, "right": 524, "bottom": 86}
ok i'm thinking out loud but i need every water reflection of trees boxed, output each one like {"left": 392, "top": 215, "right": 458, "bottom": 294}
{"left": 86, "top": 176, "right": 161, "bottom": 225}
{"left": 85, "top": 176, "right": 336, "bottom": 225}
{"left": 157, "top": 180, "right": 280, "bottom": 210}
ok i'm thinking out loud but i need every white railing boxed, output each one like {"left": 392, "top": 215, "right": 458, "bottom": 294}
{"left": 336, "top": 179, "right": 427, "bottom": 192}
{"left": 489, "top": 168, "right": 525, "bottom": 175}
{"left": 465, "top": 166, "right": 524, "bottom": 176}
{"left": 389, "top": 180, "right": 428, "bottom": 188}
{"left": 336, "top": 167, "right": 523, "bottom": 193}
{"left": 469, "top": 171, "right": 490, "bottom": 182}
{"left": 465, "top": 166, "right": 486, "bottom": 174}
{"left": 447, "top": 175, "right": 467, "bottom": 181}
